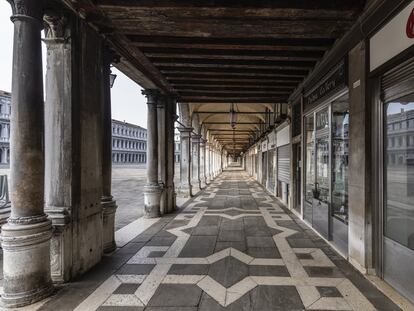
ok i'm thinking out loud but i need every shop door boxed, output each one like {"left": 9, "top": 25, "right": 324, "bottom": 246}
{"left": 262, "top": 151, "right": 267, "bottom": 186}
{"left": 294, "top": 144, "right": 301, "bottom": 213}
{"left": 312, "top": 108, "right": 330, "bottom": 239}
{"left": 382, "top": 78, "right": 414, "bottom": 302}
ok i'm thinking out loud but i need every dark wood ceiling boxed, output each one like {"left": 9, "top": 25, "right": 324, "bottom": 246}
{"left": 70, "top": 0, "right": 366, "bottom": 105}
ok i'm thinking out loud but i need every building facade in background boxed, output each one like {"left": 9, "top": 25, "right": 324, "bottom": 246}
{"left": 0, "top": 91, "right": 11, "bottom": 165}
{"left": 0, "top": 92, "right": 147, "bottom": 166}
{"left": 112, "top": 119, "right": 147, "bottom": 164}
{"left": 174, "top": 132, "right": 180, "bottom": 163}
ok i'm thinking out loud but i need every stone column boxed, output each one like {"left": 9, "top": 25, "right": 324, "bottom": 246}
{"left": 157, "top": 95, "right": 167, "bottom": 214}
{"left": 200, "top": 138, "right": 206, "bottom": 188}
{"left": 177, "top": 127, "right": 193, "bottom": 197}
{"left": 142, "top": 90, "right": 162, "bottom": 218}
{"left": 43, "top": 12, "right": 74, "bottom": 282}
{"left": 101, "top": 48, "right": 117, "bottom": 253}
{"left": 205, "top": 142, "right": 211, "bottom": 184}
{"left": 1, "top": 0, "right": 53, "bottom": 307}
{"left": 1, "top": 147, "right": 7, "bottom": 164}
{"left": 191, "top": 134, "right": 202, "bottom": 192}
{"left": 165, "top": 97, "right": 177, "bottom": 213}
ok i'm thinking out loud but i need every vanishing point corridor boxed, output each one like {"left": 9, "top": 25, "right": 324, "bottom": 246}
{"left": 40, "top": 168, "right": 399, "bottom": 311}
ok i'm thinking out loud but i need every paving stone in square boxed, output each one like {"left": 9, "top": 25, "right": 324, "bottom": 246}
{"left": 208, "top": 257, "right": 249, "bottom": 288}
{"left": 247, "top": 247, "right": 281, "bottom": 258}
{"left": 214, "top": 241, "right": 246, "bottom": 252}
{"left": 192, "top": 225, "right": 219, "bottom": 236}
{"left": 304, "top": 266, "right": 344, "bottom": 278}
{"left": 246, "top": 236, "right": 275, "bottom": 248}
{"left": 250, "top": 285, "right": 304, "bottom": 311}
{"left": 113, "top": 283, "right": 140, "bottom": 294}
{"left": 148, "top": 251, "right": 166, "bottom": 258}
{"left": 97, "top": 306, "right": 144, "bottom": 311}
{"left": 317, "top": 286, "right": 343, "bottom": 298}
{"left": 146, "top": 237, "right": 177, "bottom": 246}
{"left": 179, "top": 236, "right": 217, "bottom": 257}
{"left": 117, "top": 264, "right": 155, "bottom": 275}
{"left": 296, "top": 253, "right": 313, "bottom": 260}
{"left": 147, "top": 284, "right": 202, "bottom": 307}
{"left": 286, "top": 238, "right": 316, "bottom": 248}
{"left": 220, "top": 219, "right": 243, "bottom": 230}
{"left": 218, "top": 229, "right": 244, "bottom": 242}
{"left": 248, "top": 265, "right": 290, "bottom": 277}
{"left": 199, "top": 292, "right": 251, "bottom": 311}
{"left": 168, "top": 264, "right": 209, "bottom": 275}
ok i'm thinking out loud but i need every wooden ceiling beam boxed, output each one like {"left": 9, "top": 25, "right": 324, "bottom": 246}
{"left": 170, "top": 80, "right": 300, "bottom": 87}
{"left": 183, "top": 98, "right": 287, "bottom": 104}
{"left": 152, "top": 58, "right": 315, "bottom": 70}
{"left": 96, "top": 0, "right": 364, "bottom": 11}
{"left": 112, "top": 19, "right": 353, "bottom": 38}
{"left": 178, "top": 90, "right": 291, "bottom": 96}
{"left": 175, "top": 86, "right": 294, "bottom": 92}
{"left": 168, "top": 77, "right": 302, "bottom": 84}
{"left": 161, "top": 68, "right": 309, "bottom": 77}
{"left": 142, "top": 48, "right": 324, "bottom": 61}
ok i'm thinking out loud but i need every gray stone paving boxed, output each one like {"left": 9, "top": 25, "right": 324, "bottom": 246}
{"left": 39, "top": 169, "right": 402, "bottom": 311}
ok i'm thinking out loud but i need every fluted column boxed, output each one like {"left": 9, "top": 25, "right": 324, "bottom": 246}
{"left": 142, "top": 90, "right": 161, "bottom": 218}
{"left": 191, "top": 134, "right": 202, "bottom": 192}
{"left": 177, "top": 127, "right": 193, "bottom": 197}
{"left": 101, "top": 48, "right": 117, "bottom": 253}
{"left": 1, "top": 0, "right": 53, "bottom": 307}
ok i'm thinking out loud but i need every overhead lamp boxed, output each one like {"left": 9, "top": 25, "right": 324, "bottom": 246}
{"left": 109, "top": 69, "right": 117, "bottom": 88}
{"left": 230, "top": 103, "right": 237, "bottom": 129}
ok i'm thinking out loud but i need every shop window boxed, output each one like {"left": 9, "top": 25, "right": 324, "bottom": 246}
{"left": 385, "top": 99, "right": 414, "bottom": 251}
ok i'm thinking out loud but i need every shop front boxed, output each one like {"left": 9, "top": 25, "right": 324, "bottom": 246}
{"left": 267, "top": 131, "right": 277, "bottom": 195}
{"left": 261, "top": 140, "right": 268, "bottom": 187}
{"left": 276, "top": 123, "right": 291, "bottom": 205}
{"left": 303, "top": 60, "right": 349, "bottom": 256}
{"left": 370, "top": 1, "right": 414, "bottom": 302}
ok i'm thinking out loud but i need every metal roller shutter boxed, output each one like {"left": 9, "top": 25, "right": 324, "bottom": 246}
{"left": 277, "top": 144, "right": 290, "bottom": 184}
{"left": 382, "top": 57, "right": 414, "bottom": 102}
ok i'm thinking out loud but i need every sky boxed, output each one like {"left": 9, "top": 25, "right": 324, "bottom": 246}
{"left": 0, "top": 2, "right": 147, "bottom": 128}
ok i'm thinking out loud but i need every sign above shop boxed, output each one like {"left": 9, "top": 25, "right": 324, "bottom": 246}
{"left": 261, "top": 141, "right": 268, "bottom": 152}
{"left": 268, "top": 131, "right": 277, "bottom": 150}
{"left": 304, "top": 60, "right": 347, "bottom": 107}
{"left": 370, "top": 1, "right": 414, "bottom": 71}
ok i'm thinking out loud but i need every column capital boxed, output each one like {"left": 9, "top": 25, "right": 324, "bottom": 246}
{"left": 142, "top": 89, "right": 161, "bottom": 105}
{"left": 43, "top": 11, "right": 68, "bottom": 42}
{"left": 191, "top": 134, "right": 202, "bottom": 143}
{"left": 7, "top": 0, "right": 43, "bottom": 23}
{"left": 178, "top": 126, "right": 193, "bottom": 134}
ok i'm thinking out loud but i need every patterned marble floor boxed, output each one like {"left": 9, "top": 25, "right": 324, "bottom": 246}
{"left": 41, "top": 169, "right": 401, "bottom": 311}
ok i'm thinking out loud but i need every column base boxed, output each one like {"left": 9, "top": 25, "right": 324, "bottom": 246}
{"left": 102, "top": 197, "right": 118, "bottom": 253}
{"left": 176, "top": 184, "right": 192, "bottom": 198}
{"left": 191, "top": 179, "right": 202, "bottom": 193}
{"left": 144, "top": 184, "right": 162, "bottom": 218}
{"left": 1, "top": 216, "right": 53, "bottom": 308}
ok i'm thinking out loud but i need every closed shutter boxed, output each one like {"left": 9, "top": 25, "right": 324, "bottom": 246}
{"left": 277, "top": 144, "right": 290, "bottom": 184}
{"left": 382, "top": 57, "right": 414, "bottom": 102}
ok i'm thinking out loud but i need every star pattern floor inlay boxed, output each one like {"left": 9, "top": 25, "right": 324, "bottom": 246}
{"left": 63, "top": 169, "right": 402, "bottom": 311}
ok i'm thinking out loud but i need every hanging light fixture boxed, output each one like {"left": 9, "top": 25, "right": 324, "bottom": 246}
{"left": 109, "top": 69, "right": 117, "bottom": 88}
{"left": 230, "top": 103, "right": 237, "bottom": 129}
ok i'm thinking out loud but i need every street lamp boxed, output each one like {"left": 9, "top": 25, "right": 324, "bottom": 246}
{"left": 230, "top": 103, "right": 237, "bottom": 129}
{"left": 109, "top": 71, "right": 117, "bottom": 88}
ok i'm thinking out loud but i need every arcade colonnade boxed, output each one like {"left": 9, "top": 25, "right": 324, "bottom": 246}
{"left": 0, "top": 0, "right": 225, "bottom": 307}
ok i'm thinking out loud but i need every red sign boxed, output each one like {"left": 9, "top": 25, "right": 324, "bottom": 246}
{"left": 406, "top": 8, "right": 414, "bottom": 38}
